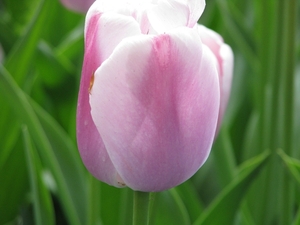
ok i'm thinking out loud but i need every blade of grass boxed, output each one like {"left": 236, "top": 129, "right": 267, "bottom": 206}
{"left": 193, "top": 151, "right": 270, "bottom": 225}
{"left": 213, "top": 127, "right": 237, "bottom": 187}
{"left": 30, "top": 97, "right": 87, "bottom": 218}
{"left": 175, "top": 181, "right": 204, "bottom": 223}
{"left": 215, "top": 0, "right": 258, "bottom": 70}
{"left": 153, "top": 190, "right": 190, "bottom": 225}
{"left": 169, "top": 188, "right": 190, "bottom": 225}
{"left": 0, "top": 117, "right": 20, "bottom": 171}
{"left": 22, "top": 125, "right": 55, "bottom": 225}
{"left": 278, "top": 150, "right": 300, "bottom": 187}
{"left": 278, "top": 2, "right": 297, "bottom": 223}
{"left": 0, "top": 65, "right": 82, "bottom": 225}
{"left": 258, "top": 1, "right": 297, "bottom": 224}
{"left": 0, "top": 135, "right": 29, "bottom": 225}
{"left": 292, "top": 209, "right": 300, "bottom": 225}
{"left": 4, "top": 0, "right": 55, "bottom": 84}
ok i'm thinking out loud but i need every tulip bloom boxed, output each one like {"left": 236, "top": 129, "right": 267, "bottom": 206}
{"left": 60, "top": 0, "right": 94, "bottom": 13}
{"left": 77, "top": 0, "right": 233, "bottom": 192}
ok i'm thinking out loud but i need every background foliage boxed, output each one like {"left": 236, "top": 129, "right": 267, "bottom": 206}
{"left": 0, "top": 0, "right": 299, "bottom": 224}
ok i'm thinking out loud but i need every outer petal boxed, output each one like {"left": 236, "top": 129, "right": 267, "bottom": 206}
{"left": 197, "top": 25, "right": 234, "bottom": 133}
{"left": 218, "top": 44, "right": 234, "bottom": 129}
{"left": 77, "top": 10, "right": 140, "bottom": 187}
{"left": 60, "top": 0, "right": 95, "bottom": 13}
{"left": 147, "top": 0, "right": 189, "bottom": 33}
{"left": 187, "top": 0, "right": 206, "bottom": 27}
{"left": 90, "top": 27, "right": 220, "bottom": 192}
{"left": 147, "top": 0, "right": 206, "bottom": 33}
{"left": 87, "top": 0, "right": 154, "bottom": 34}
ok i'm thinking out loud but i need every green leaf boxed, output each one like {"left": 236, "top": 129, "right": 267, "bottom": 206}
{"left": 0, "top": 134, "right": 29, "bottom": 224}
{"left": 175, "top": 181, "right": 204, "bottom": 223}
{"left": 2, "top": 0, "right": 39, "bottom": 32}
{"left": 30, "top": 97, "right": 87, "bottom": 220}
{"left": 292, "top": 208, "right": 300, "bottom": 225}
{"left": 22, "top": 126, "right": 55, "bottom": 225}
{"left": 215, "top": 0, "right": 258, "bottom": 69}
{"left": 278, "top": 150, "right": 300, "bottom": 186}
{"left": 154, "top": 189, "right": 190, "bottom": 225}
{"left": 213, "top": 128, "right": 237, "bottom": 187}
{"left": 100, "top": 184, "right": 125, "bottom": 225}
{"left": 4, "top": 0, "right": 56, "bottom": 84}
{"left": 0, "top": 64, "right": 84, "bottom": 225}
{"left": 0, "top": 114, "right": 20, "bottom": 172}
{"left": 55, "top": 20, "right": 84, "bottom": 61}
{"left": 239, "top": 205, "right": 257, "bottom": 225}
{"left": 193, "top": 151, "right": 270, "bottom": 225}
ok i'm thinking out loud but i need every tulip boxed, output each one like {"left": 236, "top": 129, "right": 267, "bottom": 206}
{"left": 77, "top": 0, "right": 233, "bottom": 192}
{"left": 60, "top": 0, "right": 95, "bottom": 13}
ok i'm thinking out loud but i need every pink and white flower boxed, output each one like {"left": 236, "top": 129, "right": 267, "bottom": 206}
{"left": 77, "top": 0, "right": 233, "bottom": 192}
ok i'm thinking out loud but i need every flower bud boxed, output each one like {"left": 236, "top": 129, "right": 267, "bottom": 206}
{"left": 77, "top": 0, "right": 233, "bottom": 192}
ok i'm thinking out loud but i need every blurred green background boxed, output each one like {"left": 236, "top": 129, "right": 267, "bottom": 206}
{"left": 0, "top": 0, "right": 299, "bottom": 224}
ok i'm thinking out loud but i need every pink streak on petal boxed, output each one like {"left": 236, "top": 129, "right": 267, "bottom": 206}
{"left": 90, "top": 27, "right": 220, "bottom": 192}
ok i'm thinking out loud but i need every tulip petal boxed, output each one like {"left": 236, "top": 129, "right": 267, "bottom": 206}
{"left": 90, "top": 27, "right": 220, "bottom": 191}
{"left": 93, "top": 13, "right": 141, "bottom": 61}
{"left": 148, "top": 0, "right": 189, "bottom": 33}
{"left": 87, "top": 0, "right": 153, "bottom": 17}
{"left": 87, "top": 0, "right": 153, "bottom": 34}
{"left": 197, "top": 25, "right": 234, "bottom": 132}
{"left": 187, "top": 0, "right": 206, "bottom": 27}
{"left": 218, "top": 44, "right": 234, "bottom": 125}
{"left": 147, "top": 0, "right": 206, "bottom": 33}
{"left": 77, "top": 10, "right": 140, "bottom": 187}
{"left": 197, "top": 25, "right": 224, "bottom": 74}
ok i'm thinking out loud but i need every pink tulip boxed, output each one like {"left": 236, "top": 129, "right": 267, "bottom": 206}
{"left": 60, "top": 0, "right": 95, "bottom": 13}
{"left": 77, "top": 0, "right": 233, "bottom": 192}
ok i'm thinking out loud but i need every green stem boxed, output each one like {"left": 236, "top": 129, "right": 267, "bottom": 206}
{"left": 133, "top": 191, "right": 151, "bottom": 225}
{"left": 278, "top": 1, "right": 297, "bottom": 224}
{"left": 148, "top": 192, "right": 157, "bottom": 225}
{"left": 280, "top": 0, "right": 296, "bottom": 158}
{"left": 86, "top": 175, "right": 101, "bottom": 225}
